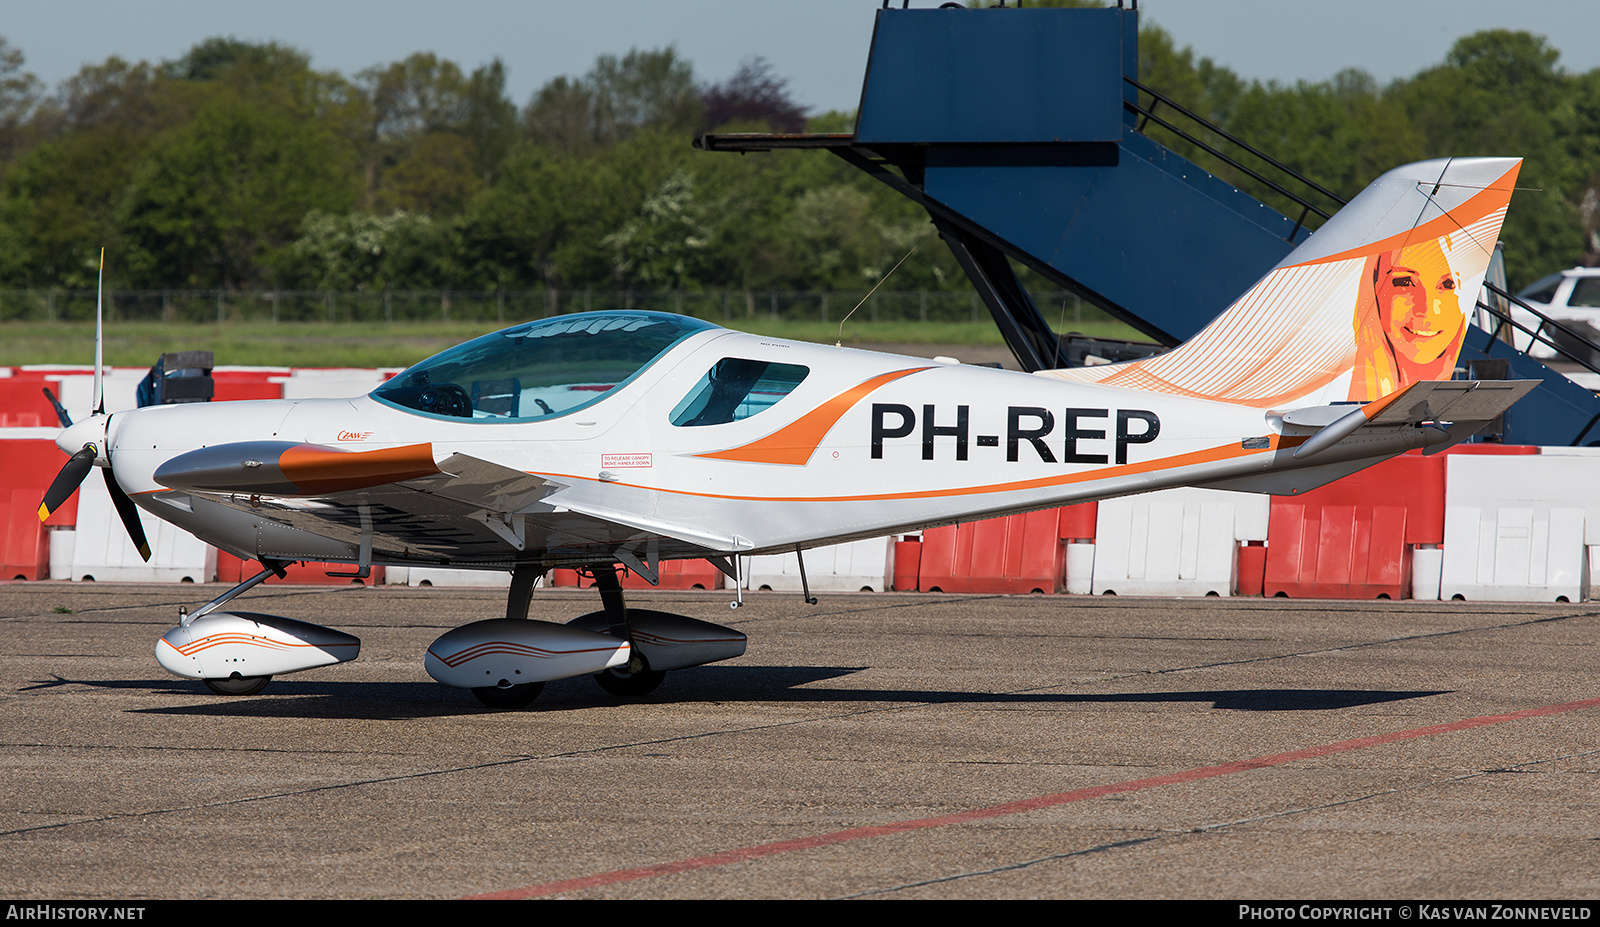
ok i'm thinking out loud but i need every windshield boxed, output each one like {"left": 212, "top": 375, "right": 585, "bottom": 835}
{"left": 372, "top": 311, "right": 718, "bottom": 421}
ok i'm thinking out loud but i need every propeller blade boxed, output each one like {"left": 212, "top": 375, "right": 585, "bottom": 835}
{"left": 42, "top": 387, "right": 72, "bottom": 428}
{"left": 103, "top": 467, "right": 151, "bottom": 562}
{"left": 39, "top": 445, "right": 96, "bottom": 522}
{"left": 93, "top": 248, "right": 105, "bottom": 415}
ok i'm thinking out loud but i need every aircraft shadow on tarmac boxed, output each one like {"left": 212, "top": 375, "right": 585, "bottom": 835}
{"left": 24, "top": 667, "right": 1449, "bottom": 720}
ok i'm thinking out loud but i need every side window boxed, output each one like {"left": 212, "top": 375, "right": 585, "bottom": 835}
{"left": 1569, "top": 277, "right": 1600, "bottom": 309}
{"left": 670, "top": 359, "right": 810, "bottom": 426}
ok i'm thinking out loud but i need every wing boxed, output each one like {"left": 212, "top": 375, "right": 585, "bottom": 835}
{"left": 153, "top": 442, "right": 725, "bottom": 572}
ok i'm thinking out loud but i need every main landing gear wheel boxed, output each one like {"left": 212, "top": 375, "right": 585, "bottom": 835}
{"left": 203, "top": 674, "right": 272, "bottom": 696}
{"left": 472, "top": 681, "right": 545, "bottom": 709}
{"left": 594, "top": 653, "right": 665, "bottom": 697}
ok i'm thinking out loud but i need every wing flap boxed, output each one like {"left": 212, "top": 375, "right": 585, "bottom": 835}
{"left": 401, "top": 453, "right": 554, "bottom": 513}
{"left": 553, "top": 498, "right": 744, "bottom": 552}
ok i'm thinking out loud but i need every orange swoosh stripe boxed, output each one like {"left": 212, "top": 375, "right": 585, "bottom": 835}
{"left": 161, "top": 635, "right": 354, "bottom": 656}
{"left": 554, "top": 433, "right": 1301, "bottom": 505}
{"left": 696, "top": 367, "right": 931, "bottom": 465}
{"left": 1295, "top": 162, "right": 1519, "bottom": 268}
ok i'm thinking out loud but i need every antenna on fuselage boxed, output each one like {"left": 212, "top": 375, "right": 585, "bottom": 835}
{"left": 836, "top": 243, "right": 918, "bottom": 347}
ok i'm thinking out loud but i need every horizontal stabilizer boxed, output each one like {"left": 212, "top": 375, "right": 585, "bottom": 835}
{"left": 1361, "top": 379, "right": 1536, "bottom": 425}
{"left": 1288, "top": 379, "right": 1536, "bottom": 462}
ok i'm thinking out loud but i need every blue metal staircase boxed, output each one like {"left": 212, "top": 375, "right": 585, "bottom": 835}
{"left": 698, "top": 3, "right": 1600, "bottom": 446}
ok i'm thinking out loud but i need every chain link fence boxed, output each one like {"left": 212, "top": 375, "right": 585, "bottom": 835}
{"left": 0, "top": 287, "right": 1110, "bottom": 329}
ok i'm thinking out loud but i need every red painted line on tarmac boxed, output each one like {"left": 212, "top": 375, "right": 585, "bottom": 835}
{"left": 468, "top": 695, "right": 1600, "bottom": 899}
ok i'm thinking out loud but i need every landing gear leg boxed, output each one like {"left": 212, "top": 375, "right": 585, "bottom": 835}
{"left": 190, "top": 558, "right": 289, "bottom": 696}
{"left": 188, "top": 558, "right": 288, "bottom": 626}
{"left": 505, "top": 563, "right": 540, "bottom": 621}
{"left": 589, "top": 564, "right": 665, "bottom": 697}
{"left": 471, "top": 564, "right": 546, "bottom": 710}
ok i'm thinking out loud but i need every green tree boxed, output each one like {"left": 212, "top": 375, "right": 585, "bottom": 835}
{"left": 1395, "top": 31, "right": 1579, "bottom": 283}
{"left": 522, "top": 76, "right": 594, "bottom": 153}
{"left": 0, "top": 53, "right": 193, "bottom": 287}
{"left": 118, "top": 97, "right": 358, "bottom": 287}
{"left": 27, "top": 56, "right": 185, "bottom": 145}
{"left": 603, "top": 170, "right": 711, "bottom": 288}
{"left": 1573, "top": 70, "right": 1600, "bottom": 265}
{"left": 383, "top": 132, "right": 482, "bottom": 215}
{"left": 455, "top": 144, "right": 602, "bottom": 287}
{"left": 0, "top": 35, "right": 40, "bottom": 165}
{"left": 0, "top": 129, "right": 147, "bottom": 286}
{"left": 524, "top": 47, "right": 702, "bottom": 151}
{"left": 462, "top": 59, "right": 518, "bottom": 181}
{"left": 284, "top": 209, "right": 454, "bottom": 289}
{"left": 353, "top": 53, "right": 516, "bottom": 215}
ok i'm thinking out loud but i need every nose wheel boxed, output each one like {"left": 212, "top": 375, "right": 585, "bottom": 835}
{"left": 472, "top": 681, "right": 545, "bottom": 709}
{"left": 204, "top": 674, "right": 272, "bottom": 696}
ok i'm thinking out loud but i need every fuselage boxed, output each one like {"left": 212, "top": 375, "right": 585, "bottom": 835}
{"left": 100, "top": 321, "right": 1438, "bottom": 567}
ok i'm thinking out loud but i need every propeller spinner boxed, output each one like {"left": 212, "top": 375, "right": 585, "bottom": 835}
{"left": 39, "top": 415, "right": 151, "bottom": 561}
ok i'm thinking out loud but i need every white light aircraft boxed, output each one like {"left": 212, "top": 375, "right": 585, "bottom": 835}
{"left": 39, "top": 157, "right": 1534, "bottom": 708}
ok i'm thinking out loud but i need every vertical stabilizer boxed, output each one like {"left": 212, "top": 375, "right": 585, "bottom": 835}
{"left": 1044, "top": 157, "right": 1521, "bottom": 408}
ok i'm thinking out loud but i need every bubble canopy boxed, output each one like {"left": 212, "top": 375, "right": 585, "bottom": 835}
{"left": 371, "top": 311, "right": 720, "bottom": 422}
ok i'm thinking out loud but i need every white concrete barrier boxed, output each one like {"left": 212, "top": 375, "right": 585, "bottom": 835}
{"left": 1091, "top": 487, "right": 1268, "bottom": 596}
{"left": 404, "top": 567, "right": 514, "bottom": 588}
{"left": 281, "top": 368, "right": 387, "bottom": 400}
{"left": 52, "top": 369, "right": 144, "bottom": 419}
{"left": 742, "top": 537, "right": 892, "bottom": 593}
{"left": 69, "top": 475, "right": 215, "bottom": 583}
{"left": 1440, "top": 454, "right": 1592, "bottom": 602}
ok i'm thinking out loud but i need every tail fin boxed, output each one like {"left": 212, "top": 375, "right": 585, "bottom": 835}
{"left": 1045, "top": 157, "right": 1521, "bottom": 408}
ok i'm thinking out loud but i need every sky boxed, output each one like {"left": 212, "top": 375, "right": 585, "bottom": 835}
{"left": 4, "top": 0, "right": 1598, "bottom": 115}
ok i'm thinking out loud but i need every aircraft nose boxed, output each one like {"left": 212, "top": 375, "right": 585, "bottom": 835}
{"left": 55, "top": 415, "right": 106, "bottom": 459}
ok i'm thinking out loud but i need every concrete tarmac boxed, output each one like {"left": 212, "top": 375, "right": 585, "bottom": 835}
{"left": 1, "top": 581, "right": 1598, "bottom": 900}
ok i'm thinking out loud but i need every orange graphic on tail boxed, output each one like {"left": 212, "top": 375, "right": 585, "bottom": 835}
{"left": 1349, "top": 236, "right": 1469, "bottom": 402}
